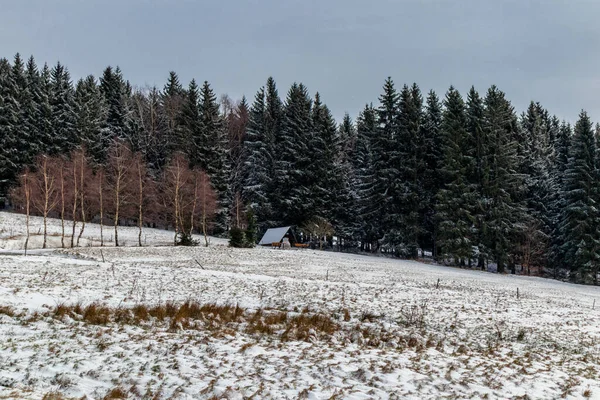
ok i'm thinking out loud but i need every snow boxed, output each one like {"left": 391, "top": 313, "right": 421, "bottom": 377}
{"left": 1, "top": 211, "right": 600, "bottom": 399}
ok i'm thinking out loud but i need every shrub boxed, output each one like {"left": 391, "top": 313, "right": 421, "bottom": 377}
{"left": 229, "top": 227, "right": 245, "bottom": 248}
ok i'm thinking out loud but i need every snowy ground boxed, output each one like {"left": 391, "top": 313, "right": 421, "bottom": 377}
{"left": 1, "top": 212, "right": 600, "bottom": 399}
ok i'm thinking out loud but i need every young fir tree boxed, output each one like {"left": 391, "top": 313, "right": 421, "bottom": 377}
{"left": 560, "top": 111, "right": 600, "bottom": 284}
{"left": 436, "top": 87, "right": 475, "bottom": 264}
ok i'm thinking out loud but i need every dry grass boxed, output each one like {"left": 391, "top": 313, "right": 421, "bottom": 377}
{"left": 44, "top": 301, "right": 340, "bottom": 343}
{"left": 103, "top": 386, "right": 128, "bottom": 399}
{"left": 0, "top": 305, "right": 15, "bottom": 317}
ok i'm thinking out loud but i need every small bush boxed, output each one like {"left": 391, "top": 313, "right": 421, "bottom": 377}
{"left": 229, "top": 227, "right": 246, "bottom": 248}
{"left": 175, "top": 232, "right": 198, "bottom": 246}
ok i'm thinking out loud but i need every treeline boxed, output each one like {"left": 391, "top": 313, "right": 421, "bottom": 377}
{"left": 0, "top": 53, "right": 599, "bottom": 283}
{"left": 11, "top": 143, "right": 217, "bottom": 250}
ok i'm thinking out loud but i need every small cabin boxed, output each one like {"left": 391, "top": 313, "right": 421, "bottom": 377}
{"left": 258, "top": 226, "right": 308, "bottom": 248}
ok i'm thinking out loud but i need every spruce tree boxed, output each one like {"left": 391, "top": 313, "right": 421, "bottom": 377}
{"left": 75, "top": 75, "right": 109, "bottom": 163}
{"left": 310, "top": 93, "right": 338, "bottom": 220}
{"left": 100, "top": 66, "right": 123, "bottom": 140}
{"left": 334, "top": 113, "right": 361, "bottom": 244}
{"left": 422, "top": 90, "right": 443, "bottom": 258}
{"left": 373, "top": 78, "right": 399, "bottom": 250}
{"left": 0, "top": 57, "right": 19, "bottom": 199}
{"left": 274, "top": 83, "right": 313, "bottom": 226}
{"left": 436, "top": 87, "right": 475, "bottom": 264}
{"left": 480, "top": 86, "right": 525, "bottom": 273}
{"left": 198, "top": 81, "right": 230, "bottom": 233}
{"left": 560, "top": 111, "right": 600, "bottom": 283}
{"left": 50, "top": 62, "right": 77, "bottom": 154}
{"left": 243, "top": 86, "right": 272, "bottom": 231}
{"left": 465, "top": 86, "right": 487, "bottom": 269}
{"left": 353, "top": 104, "right": 378, "bottom": 250}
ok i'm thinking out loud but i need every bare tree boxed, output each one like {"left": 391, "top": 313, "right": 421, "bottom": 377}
{"left": 11, "top": 170, "right": 32, "bottom": 255}
{"left": 96, "top": 168, "right": 106, "bottom": 246}
{"left": 31, "top": 155, "right": 60, "bottom": 249}
{"left": 195, "top": 169, "right": 217, "bottom": 247}
{"left": 76, "top": 149, "right": 92, "bottom": 247}
{"left": 301, "top": 216, "right": 334, "bottom": 250}
{"left": 132, "top": 152, "right": 155, "bottom": 247}
{"left": 106, "top": 141, "right": 135, "bottom": 247}
{"left": 54, "top": 157, "right": 67, "bottom": 248}
{"left": 162, "top": 153, "right": 191, "bottom": 245}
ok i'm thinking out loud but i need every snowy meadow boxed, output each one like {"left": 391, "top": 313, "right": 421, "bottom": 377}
{"left": 1, "top": 212, "right": 600, "bottom": 399}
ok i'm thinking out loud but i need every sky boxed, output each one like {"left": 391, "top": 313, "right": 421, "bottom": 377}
{"left": 2, "top": 0, "right": 600, "bottom": 123}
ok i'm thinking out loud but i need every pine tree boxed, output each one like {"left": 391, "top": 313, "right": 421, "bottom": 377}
{"left": 560, "top": 111, "right": 600, "bottom": 283}
{"left": 436, "top": 87, "right": 475, "bottom": 264}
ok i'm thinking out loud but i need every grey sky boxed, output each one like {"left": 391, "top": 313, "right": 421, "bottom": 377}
{"left": 2, "top": 0, "right": 600, "bottom": 123}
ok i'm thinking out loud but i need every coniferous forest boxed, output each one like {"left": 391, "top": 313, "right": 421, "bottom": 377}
{"left": 1, "top": 53, "right": 599, "bottom": 284}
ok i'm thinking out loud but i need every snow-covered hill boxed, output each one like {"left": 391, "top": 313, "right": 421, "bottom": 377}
{"left": 1, "top": 212, "right": 600, "bottom": 399}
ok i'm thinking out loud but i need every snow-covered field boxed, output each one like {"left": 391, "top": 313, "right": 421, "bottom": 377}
{"left": 1, "top": 212, "right": 600, "bottom": 399}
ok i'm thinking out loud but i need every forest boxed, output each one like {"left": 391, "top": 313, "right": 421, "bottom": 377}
{"left": 0, "top": 53, "right": 598, "bottom": 284}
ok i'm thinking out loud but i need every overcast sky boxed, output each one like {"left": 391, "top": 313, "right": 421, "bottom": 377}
{"left": 2, "top": 0, "right": 600, "bottom": 122}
